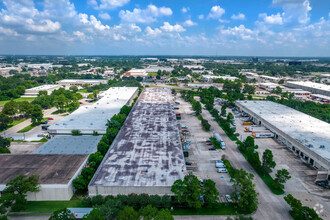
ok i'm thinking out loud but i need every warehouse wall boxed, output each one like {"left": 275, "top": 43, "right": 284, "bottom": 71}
{"left": 89, "top": 185, "right": 174, "bottom": 196}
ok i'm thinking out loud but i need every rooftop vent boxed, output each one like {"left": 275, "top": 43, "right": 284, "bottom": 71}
{"left": 307, "top": 144, "right": 313, "bottom": 148}
{"left": 320, "top": 145, "right": 325, "bottom": 149}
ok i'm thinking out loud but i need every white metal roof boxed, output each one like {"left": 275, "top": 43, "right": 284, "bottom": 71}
{"left": 287, "top": 81, "right": 330, "bottom": 92}
{"left": 48, "top": 87, "right": 138, "bottom": 133}
{"left": 236, "top": 101, "right": 330, "bottom": 161}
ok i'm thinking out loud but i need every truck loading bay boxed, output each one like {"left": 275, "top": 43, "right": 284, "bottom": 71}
{"left": 227, "top": 107, "right": 330, "bottom": 219}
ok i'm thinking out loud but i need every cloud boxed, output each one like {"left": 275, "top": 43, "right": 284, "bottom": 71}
{"left": 0, "top": 26, "right": 18, "bottom": 36}
{"left": 259, "top": 13, "right": 283, "bottom": 25}
{"left": 145, "top": 26, "right": 162, "bottom": 37}
{"left": 89, "top": 0, "right": 130, "bottom": 10}
{"left": 272, "top": 0, "right": 311, "bottom": 24}
{"left": 182, "top": 7, "right": 189, "bottom": 13}
{"left": 99, "top": 12, "right": 111, "bottom": 20}
{"left": 161, "top": 22, "right": 186, "bottom": 32}
{"left": 183, "top": 19, "right": 197, "bottom": 27}
{"left": 231, "top": 13, "right": 245, "bottom": 20}
{"left": 26, "top": 19, "right": 61, "bottom": 33}
{"left": 220, "top": 25, "right": 257, "bottom": 40}
{"left": 79, "top": 13, "right": 110, "bottom": 32}
{"left": 198, "top": 14, "right": 204, "bottom": 20}
{"left": 119, "top": 4, "right": 172, "bottom": 23}
{"left": 207, "top": 5, "right": 225, "bottom": 19}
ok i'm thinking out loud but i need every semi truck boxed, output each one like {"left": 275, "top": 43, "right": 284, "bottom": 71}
{"left": 252, "top": 131, "right": 274, "bottom": 138}
{"left": 244, "top": 126, "right": 268, "bottom": 132}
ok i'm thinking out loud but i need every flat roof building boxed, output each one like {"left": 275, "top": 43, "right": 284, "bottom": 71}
{"left": 89, "top": 88, "right": 185, "bottom": 196}
{"left": 285, "top": 81, "right": 330, "bottom": 96}
{"left": 124, "top": 69, "right": 148, "bottom": 77}
{"left": 34, "top": 136, "right": 102, "bottom": 154}
{"left": 0, "top": 154, "right": 88, "bottom": 201}
{"left": 203, "top": 75, "right": 238, "bottom": 82}
{"left": 23, "top": 84, "right": 61, "bottom": 97}
{"left": 236, "top": 101, "right": 330, "bottom": 181}
{"left": 48, "top": 87, "right": 138, "bottom": 135}
{"left": 58, "top": 79, "right": 108, "bottom": 87}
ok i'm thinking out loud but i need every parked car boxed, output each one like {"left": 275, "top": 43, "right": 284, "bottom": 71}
{"left": 185, "top": 161, "right": 192, "bottom": 165}
{"left": 199, "top": 179, "right": 205, "bottom": 187}
{"left": 217, "top": 168, "right": 228, "bottom": 173}
{"left": 206, "top": 142, "right": 213, "bottom": 146}
{"left": 208, "top": 147, "right": 216, "bottom": 150}
{"left": 37, "top": 134, "right": 46, "bottom": 137}
{"left": 206, "top": 140, "right": 212, "bottom": 143}
{"left": 225, "top": 195, "right": 232, "bottom": 202}
{"left": 48, "top": 117, "right": 54, "bottom": 120}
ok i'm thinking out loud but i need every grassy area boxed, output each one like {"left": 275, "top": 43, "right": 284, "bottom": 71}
{"left": 61, "top": 113, "right": 69, "bottom": 116}
{"left": 147, "top": 72, "right": 158, "bottom": 76}
{"left": 216, "top": 119, "right": 238, "bottom": 141}
{"left": 17, "top": 118, "right": 48, "bottom": 133}
{"left": 165, "top": 84, "right": 178, "bottom": 86}
{"left": 24, "top": 196, "right": 83, "bottom": 212}
{"left": 0, "top": 118, "right": 28, "bottom": 132}
{"left": 10, "top": 140, "right": 28, "bottom": 143}
{"left": 240, "top": 150, "right": 284, "bottom": 195}
{"left": 172, "top": 203, "right": 248, "bottom": 215}
{"left": 0, "top": 97, "right": 36, "bottom": 106}
{"left": 31, "top": 138, "right": 48, "bottom": 142}
{"left": 77, "top": 89, "right": 88, "bottom": 93}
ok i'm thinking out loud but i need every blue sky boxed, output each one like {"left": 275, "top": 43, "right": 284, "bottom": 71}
{"left": 0, "top": 0, "right": 329, "bottom": 56}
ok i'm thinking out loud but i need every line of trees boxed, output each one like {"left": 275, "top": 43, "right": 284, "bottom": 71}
{"left": 237, "top": 137, "right": 291, "bottom": 194}
{"left": 223, "top": 160, "right": 259, "bottom": 213}
{"left": 72, "top": 105, "right": 133, "bottom": 193}
{"left": 284, "top": 194, "right": 322, "bottom": 220}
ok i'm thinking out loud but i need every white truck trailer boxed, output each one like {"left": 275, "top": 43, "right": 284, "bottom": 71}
{"left": 252, "top": 131, "right": 274, "bottom": 138}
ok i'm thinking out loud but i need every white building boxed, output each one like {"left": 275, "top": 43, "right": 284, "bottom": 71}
{"left": 203, "top": 75, "right": 238, "bottom": 82}
{"left": 23, "top": 84, "right": 61, "bottom": 97}
{"left": 124, "top": 69, "right": 148, "bottom": 77}
{"left": 285, "top": 81, "right": 330, "bottom": 96}
{"left": 58, "top": 79, "right": 108, "bottom": 87}
{"left": 48, "top": 87, "right": 138, "bottom": 135}
{"left": 236, "top": 101, "right": 330, "bottom": 182}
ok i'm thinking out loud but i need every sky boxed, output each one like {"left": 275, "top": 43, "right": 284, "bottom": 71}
{"left": 0, "top": 0, "right": 329, "bottom": 56}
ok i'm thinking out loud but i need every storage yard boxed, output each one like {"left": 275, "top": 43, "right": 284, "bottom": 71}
{"left": 236, "top": 101, "right": 330, "bottom": 181}
{"left": 48, "top": 87, "right": 138, "bottom": 135}
{"left": 89, "top": 88, "right": 185, "bottom": 196}
{"left": 0, "top": 154, "right": 88, "bottom": 201}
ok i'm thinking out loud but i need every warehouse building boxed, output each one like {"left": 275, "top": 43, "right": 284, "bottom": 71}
{"left": 236, "top": 101, "right": 330, "bottom": 182}
{"left": 124, "top": 69, "right": 147, "bottom": 77}
{"left": 89, "top": 88, "right": 185, "bottom": 196}
{"left": 0, "top": 154, "right": 88, "bottom": 201}
{"left": 58, "top": 79, "right": 108, "bottom": 87}
{"left": 285, "top": 81, "right": 330, "bottom": 96}
{"left": 34, "top": 136, "right": 102, "bottom": 154}
{"left": 48, "top": 87, "right": 138, "bottom": 135}
{"left": 23, "top": 84, "right": 61, "bottom": 97}
{"left": 202, "top": 75, "right": 238, "bottom": 82}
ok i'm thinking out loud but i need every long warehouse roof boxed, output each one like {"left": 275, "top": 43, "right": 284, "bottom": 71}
{"left": 286, "top": 81, "right": 330, "bottom": 92}
{"left": 236, "top": 101, "right": 330, "bottom": 161}
{"left": 48, "top": 87, "right": 138, "bottom": 133}
{"left": 90, "top": 88, "right": 185, "bottom": 187}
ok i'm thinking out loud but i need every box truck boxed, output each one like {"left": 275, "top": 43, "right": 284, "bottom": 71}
{"left": 252, "top": 131, "right": 274, "bottom": 138}
{"left": 245, "top": 126, "right": 268, "bottom": 132}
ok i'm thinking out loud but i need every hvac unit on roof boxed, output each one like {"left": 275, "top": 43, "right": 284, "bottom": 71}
{"left": 307, "top": 144, "right": 313, "bottom": 148}
{"left": 320, "top": 145, "right": 325, "bottom": 149}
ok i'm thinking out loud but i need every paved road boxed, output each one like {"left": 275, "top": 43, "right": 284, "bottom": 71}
{"left": 200, "top": 105, "right": 292, "bottom": 220}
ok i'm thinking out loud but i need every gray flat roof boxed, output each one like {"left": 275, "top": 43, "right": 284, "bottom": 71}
{"left": 48, "top": 87, "right": 138, "bottom": 133}
{"left": 33, "top": 136, "right": 102, "bottom": 154}
{"left": 0, "top": 154, "right": 88, "bottom": 184}
{"left": 236, "top": 101, "right": 330, "bottom": 161}
{"left": 90, "top": 88, "right": 185, "bottom": 187}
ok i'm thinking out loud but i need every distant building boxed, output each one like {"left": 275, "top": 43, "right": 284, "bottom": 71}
{"left": 202, "top": 75, "right": 238, "bottom": 82}
{"left": 23, "top": 84, "right": 61, "bottom": 97}
{"left": 48, "top": 87, "right": 138, "bottom": 135}
{"left": 124, "top": 69, "right": 148, "bottom": 77}
{"left": 58, "top": 79, "right": 108, "bottom": 87}
{"left": 285, "top": 81, "right": 330, "bottom": 96}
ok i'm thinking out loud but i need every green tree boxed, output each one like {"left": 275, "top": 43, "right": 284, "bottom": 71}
{"left": 2, "top": 101, "right": 18, "bottom": 116}
{"left": 284, "top": 194, "right": 322, "bottom": 220}
{"left": 0, "top": 174, "right": 39, "bottom": 213}
{"left": 69, "top": 86, "right": 78, "bottom": 92}
{"left": 0, "top": 136, "right": 10, "bottom": 154}
{"left": 261, "top": 149, "right": 276, "bottom": 175}
{"left": 15, "top": 85, "right": 26, "bottom": 95}
{"left": 273, "top": 169, "right": 291, "bottom": 190}
{"left": 221, "top": 105, "right": 227, "bottom": 117}
{"left": 243, "top": 84, "right": 255, "bottom": 94}
{"left": 71, "top": 129, "right": 82, "bottom": 136}
{"left": 29, "top": 104, "right": 43, "bottom": 124}
{"left": 17, "top": 101, "right": 31, "bottom": 116}
{"left": 99, "top": 197, "right": 123, "bottom": 219}
{"left": 38, "top": 90, "right": 47, "bottom": 96}
{"left": 117, "top": 206, "right": 139, "bottom": 220}
{"left": 0, "top": 113, "right": 13, "bottom": 131}
{"left": 49, "top": 208, "right": 76, "bottom": 220}
{"left": 203, "top": 179, "right": 219, "bottom": 206}
{"left": 154, "top": 209, "right": 173, "bottom": 220}
{"left": 278, "top": 79, "right": 284, "bottom": 84}
{"left": 82, "top": 209, "right": 105, "bottom": 220}
{"left": 139, "top": 205, "right": 158, "bottom": 220}
{"left": 192, "top": 101, "right": 202, "bottom": 116}
{"left": 171, "top": 174, "right": 203, "bottom": 209}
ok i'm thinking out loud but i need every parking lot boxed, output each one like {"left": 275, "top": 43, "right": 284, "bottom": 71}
{"left": 175, "top": 97, "right": 234, "bottom": 201}
{"left": 231, "top": 108, "right": 330, "bottom": 219}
